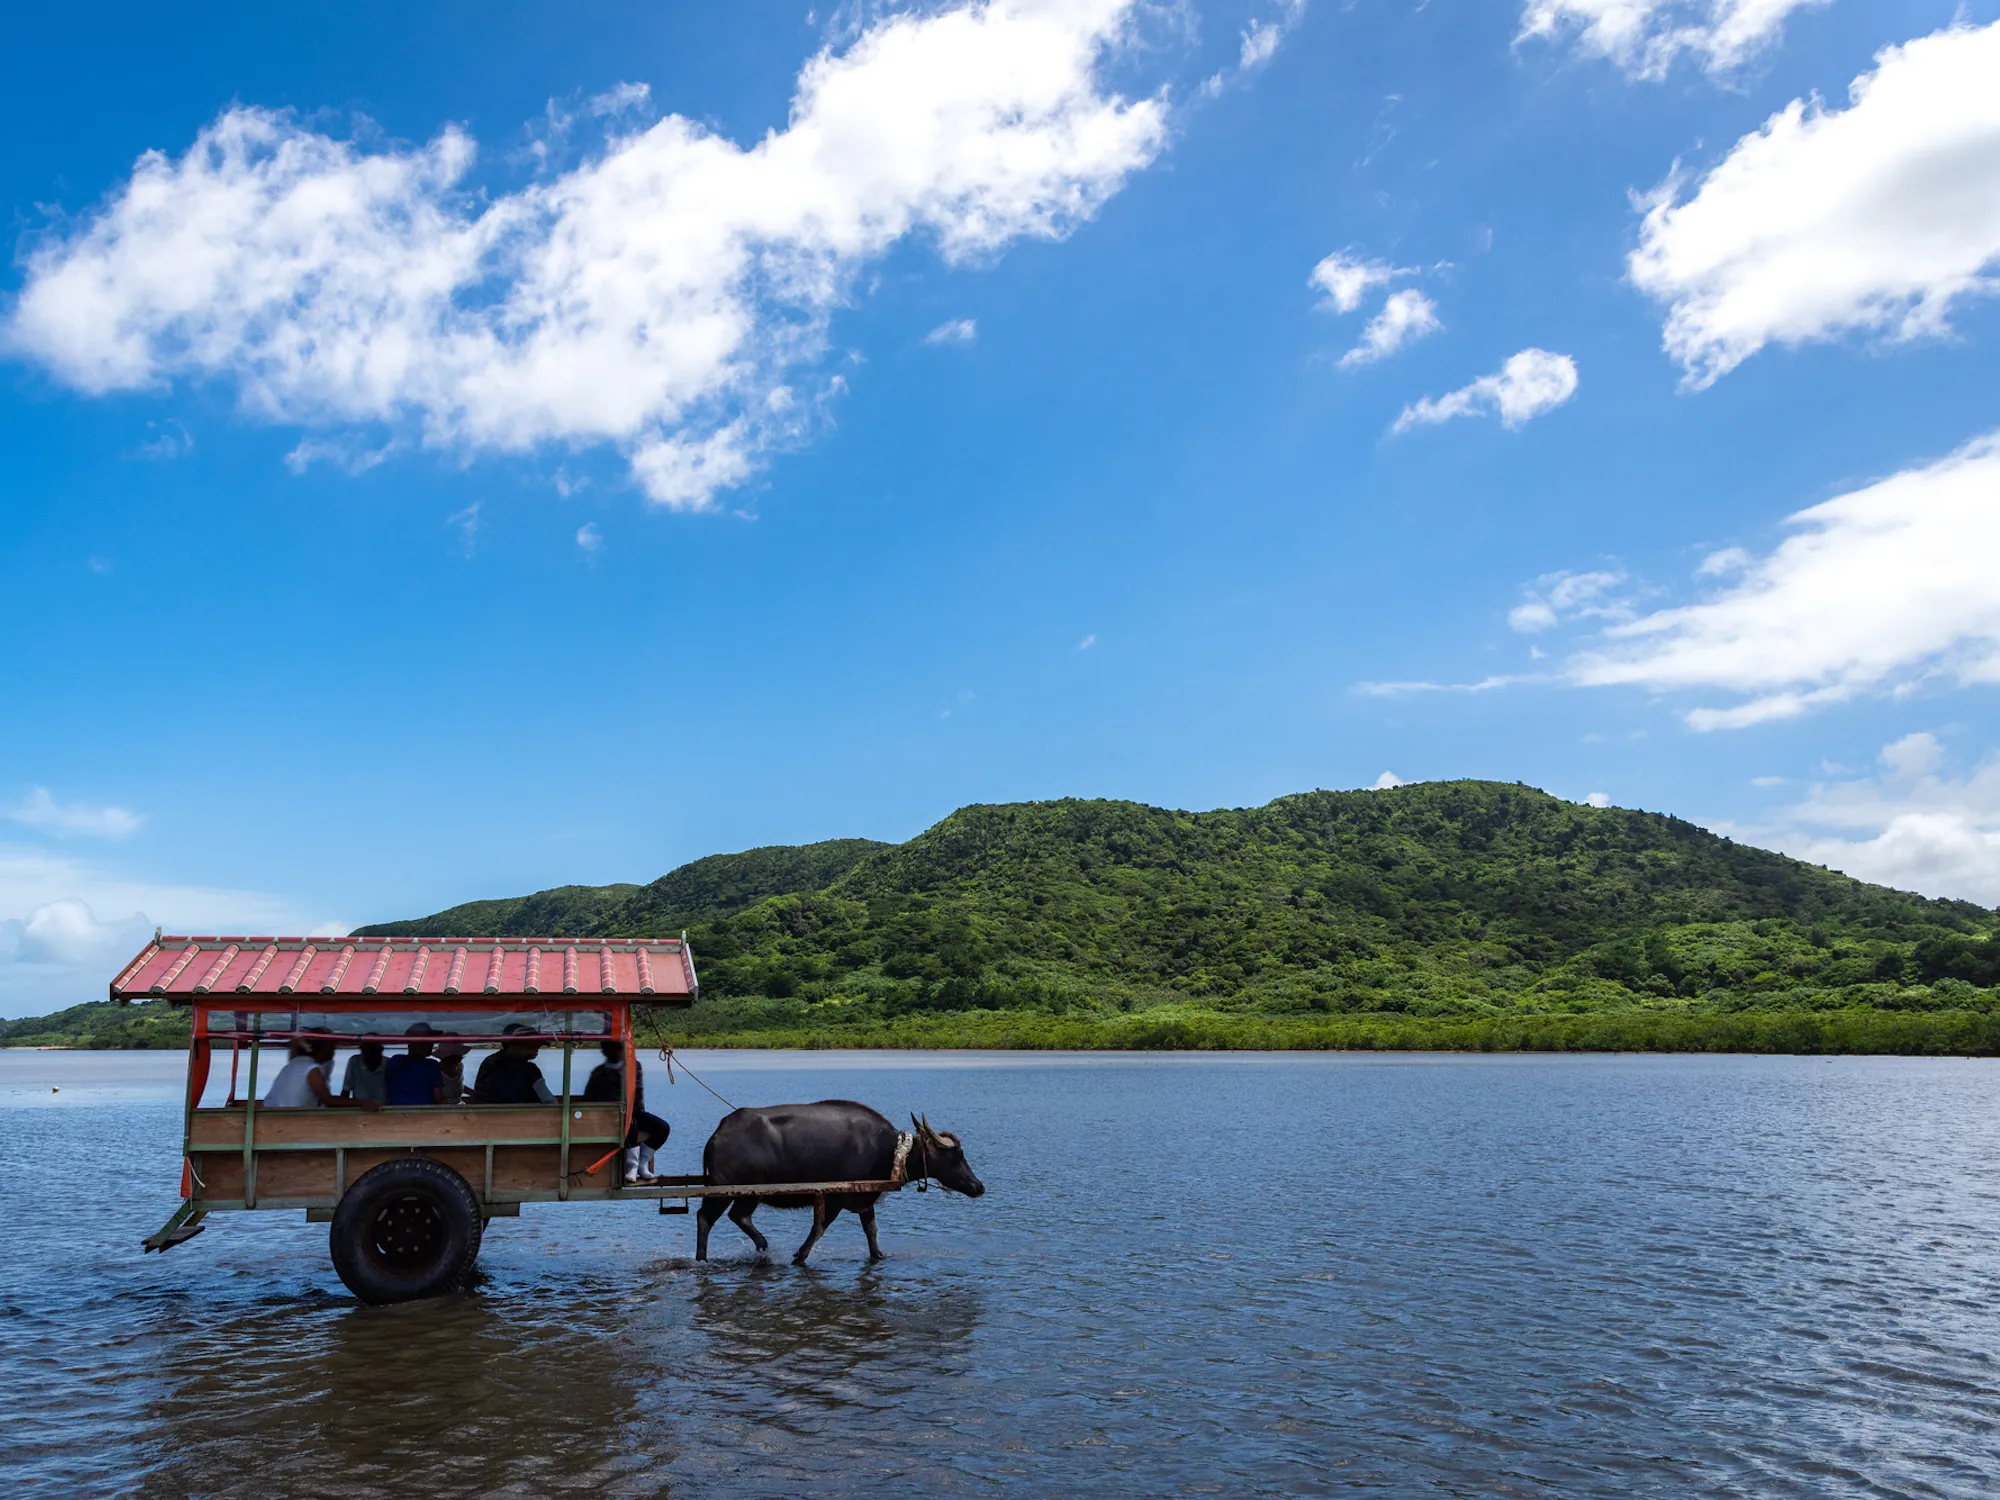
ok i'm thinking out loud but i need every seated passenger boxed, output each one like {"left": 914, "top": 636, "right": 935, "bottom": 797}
{"left": 340, "top": 1039, "right": 388, "bottom": 1103}
{"left": 384, "top": 1022, "right": 446, "bottom": 1106}
{"left": 472, "top": 1023, "right": 555, "bottom": 1105}
{"left": 435, "top": 1038, "right": 468, "bottom": 1105}
{"left": 584, "top": 1039, "right": 669, "bottom": 1185}
{"left": 265, "top": 1036, "right": 381, "bottom": 1111}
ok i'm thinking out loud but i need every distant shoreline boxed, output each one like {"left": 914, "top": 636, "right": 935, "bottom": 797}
{"left": 11, "top": 1006, "right": 2000, "bottom": 1057}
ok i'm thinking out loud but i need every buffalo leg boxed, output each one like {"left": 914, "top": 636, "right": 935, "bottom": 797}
{"left": 859, "top": 1201, "right": 884, "bottom": 1261}
{"left": 695, "top": 1199, "right": 726, "bottom": 1261}
{"left": 728, "top": 1198, "right": 770, "bottom": 1253}
{"left": 793, "top": 1198, "right": 839, "bottom": 1266}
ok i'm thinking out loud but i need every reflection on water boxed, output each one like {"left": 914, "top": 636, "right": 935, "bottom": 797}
{"left": 138, "top": 1290, "right": 651, "bottom": 1498}
{"left": 6, "top": 1050, "right": 2000, "bottom": 1497}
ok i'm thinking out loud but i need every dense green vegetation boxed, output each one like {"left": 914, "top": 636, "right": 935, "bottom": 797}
{"left": 383, "top": 781, "right": 2000, "bottom": 1052}
{"left": 1, "top": 1000, "right": 191, "bottom": 1049}
{"left": 16, "top": 782, "right": 2000, "bottom": 1053}
{"left": 354, "top": 838, "right": 889, "bottom": 939}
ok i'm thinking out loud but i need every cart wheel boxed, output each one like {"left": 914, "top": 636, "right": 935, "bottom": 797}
{"left": 329, "top": 1158, "right": 483, "bottom": 1304}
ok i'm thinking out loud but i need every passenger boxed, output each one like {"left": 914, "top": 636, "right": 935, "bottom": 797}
{"left": 340, "top": 1039, "right": 388, "bottom": 1103}
{"left": 435, "top": 1038, "right": 468, "bottom": 1106}
{"left": 384, "top": 1021, "right": 447, "bottom": 1106}
{"left": 583, "top": 1039, "right": 669, "bottom": 1185}
{"left": 265, "top": 1035, "right": 381, "bottom": 1111}
{"left": 472, "top": 1023, "right": 556, "bottom": 1105}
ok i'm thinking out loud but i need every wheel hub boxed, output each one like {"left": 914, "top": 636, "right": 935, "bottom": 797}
{"left": 370, "top": 1193, "right": 446, "bottom": 1267}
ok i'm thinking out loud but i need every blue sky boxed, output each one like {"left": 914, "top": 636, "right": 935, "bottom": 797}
{"left": 5, "top": 0, "right": 1999, "bottom": 1013}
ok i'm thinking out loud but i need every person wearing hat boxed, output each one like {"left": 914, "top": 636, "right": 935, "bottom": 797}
{"left": 472, "top": 1022, "right": 556, "bottom": 1105}
{"left": 383, "top": 1021, "right": 447, "bottom": 1106}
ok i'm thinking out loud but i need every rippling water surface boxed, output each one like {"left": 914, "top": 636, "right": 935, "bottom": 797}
{"left": 4, "top": 1049, "right": 1999, "bottom": 1497}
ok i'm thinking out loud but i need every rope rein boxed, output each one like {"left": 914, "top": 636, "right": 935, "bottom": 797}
{"left": 642, "top": 1009, "right": 739, "bottom": 1110}
{"left": 641, "top": 1010, "right": 929, "bottom": 1191}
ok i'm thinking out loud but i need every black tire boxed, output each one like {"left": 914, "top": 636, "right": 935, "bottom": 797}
{"left": 329, "top": 1157, "right": 483, "bottom": 1304}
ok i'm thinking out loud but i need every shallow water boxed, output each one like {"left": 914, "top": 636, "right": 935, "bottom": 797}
{"left": 3, "top": 1049, "right": 1999, "bottom": 1497}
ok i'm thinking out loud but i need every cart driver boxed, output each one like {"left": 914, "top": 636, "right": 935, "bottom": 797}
{"left": 472, "top": 1023, "right": 556, "bottom": 1105}
{"left": 266, "top": 1034, "right": 382, "bottom": 1111}
{"left": 583, "top": 1039, "right": 669, "bottom": 1185}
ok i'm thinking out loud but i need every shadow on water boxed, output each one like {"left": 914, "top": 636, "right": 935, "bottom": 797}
{"left": 135, "top": 1282, "right": 660, "bottom": 1499}
{"left": 126, "top": 1254, "right": 984, "bottom": 1500}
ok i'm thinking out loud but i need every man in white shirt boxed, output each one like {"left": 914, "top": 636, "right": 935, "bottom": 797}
{"left": 264, "top": 1035, "right": 382, "bottom": 1111}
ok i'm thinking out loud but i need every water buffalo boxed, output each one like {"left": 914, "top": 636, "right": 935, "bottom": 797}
{"left": 696, "top": 1100, "right": 984, "bottom": 1265}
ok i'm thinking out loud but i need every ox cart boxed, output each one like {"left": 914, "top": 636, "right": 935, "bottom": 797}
{"left": 110, "top": 933, "right": 912, "bottom": 1302}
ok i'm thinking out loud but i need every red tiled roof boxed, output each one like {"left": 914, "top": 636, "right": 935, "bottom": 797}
{"left": 110, "top": 935, "right": 697, "bottom": 1005}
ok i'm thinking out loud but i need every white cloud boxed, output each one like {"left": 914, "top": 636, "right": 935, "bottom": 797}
{"left": 1240, "top": 21, "right": 1283, "bottom": 69}
{"left": 135, "top": 418, "right": 193, "bottom": 460}
{"left": 1572, "top": 431, "right": 2000, "bottom": 729}
{"left": 1697, "top": 545, "right": 1750, "bottom": 576}
{"left": 0, "top": 844, "right": 342, "bottom": 1018}
{"left": 1630, "top": 21, "right": 2000, "bottom": 389}
{"left": 1508, "top": 569, "right": 1627, "bottom": 633}
{"left": 6, "top": 788, "right": 143, "bottom": 839}
{"left": 1585, "top": 791, "right": 1611, "bottom": 808}
{"left": 6, "top": 0, "right": 1166, "bottom": 512}
{"left": 925, "top": 317, "right": 978, "bottom": 345}
{"left": 576, "top": 521, "right": 603, "bottom": 553}
{"left": 1748, "top": 734, "right": 2000, "bottom": 904}
{"left": 1520, "top": 0, "right": 1826, "bottom": 79}
{"left": 1238, "top": 1, "right": 1308, "bottom": 74}
{"left": 10, "top": 899, "right": 154, "bottom": 968}
{"left": 1393, "top": 349, "right": 1578, "bottom": 434}
{"left": 1339, "top": 289, "right": 1441, "bottom": 367}
{"left": 447, "top": 500, "right": 481, "bottom": 553}
{"left": 285, "top": 437, "right": 394, "bottom": 476}
{"left": 1355, "top": 674, "right": 1528, "bottom": 697}
{"left": 1309, "top": 250, "right": 1406, "bottom": 314}
{"left": 1371, "top": 771, "right": 1407, "bottom": 789}
{"left": 1075, "top": 633, "right": 1097, "bottom": 651}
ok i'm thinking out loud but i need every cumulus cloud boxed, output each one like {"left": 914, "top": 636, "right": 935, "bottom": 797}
{"left": 6, "top": 788, "right": 143, "bottom": 839}
{"left": 1631, "top": 21, "right": 2000, "bottom": 388}
{"left": 1584, "top": 791, "right": 1611, "bottom": 807}
{"left": 576, "top": 521, "right": 603, "bottom": 553}
{"left": 6, "top": 0, "right": 1166, "bottom": 511}
{"left": 1371, "top": 771, "right": 1407, "bottom": 789}
{"left": 1309, "top": 249, "right": 1408, "bottom": 314}
{"left": 924, "top": 317, "right": 977, "bottom": 345}
{"left": 1339, "top": 289, "right": 1441, "bottom": 367}
{"left": 1392, "top": 349, "right": 1578, "bottom": 433}
{"left": 1750, "top": 733, "right": 2000, "bottom": 904}
{"left": 1571, "top": 431, "right": 2000, "bottom": 729}
{"left": 0, "top": 845, "right": 340, "bottom": 1017}
{"left": 1520, "top": 0, "right": 1826, "bottom": 79}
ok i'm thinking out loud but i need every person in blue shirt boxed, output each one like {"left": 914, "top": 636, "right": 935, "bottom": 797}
{"left": 383, "top": 1021, "right": 446, "bottom": 1106}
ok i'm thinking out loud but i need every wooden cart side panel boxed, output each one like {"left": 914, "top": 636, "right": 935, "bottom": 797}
{"left": 192, "top": 1142, "right": 616, "bottom": 1201}
{"left": 189, "top": 1103, "right": 621, "bottom": 1149}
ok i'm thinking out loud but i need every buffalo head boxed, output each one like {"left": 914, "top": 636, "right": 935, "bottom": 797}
{"left": 912, "top": 1114, "right": 985, "bottom": 1197}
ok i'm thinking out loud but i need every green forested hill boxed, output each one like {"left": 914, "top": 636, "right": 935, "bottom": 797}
{"left": 17, "top": 783, "right": 2000, "bottom": 1052}
{"left": 362, "top": 781, "right": 2000, "bottom": 1051}
{"left": 355, "top": 838, "right": 889, "bottom": 940}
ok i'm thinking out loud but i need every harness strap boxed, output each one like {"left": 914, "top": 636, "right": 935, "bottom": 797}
{"left": 890, "top": 1132, "right": 914, "bottom": 1186}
